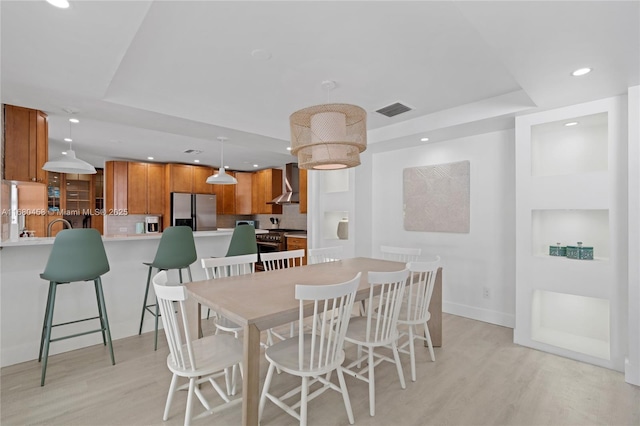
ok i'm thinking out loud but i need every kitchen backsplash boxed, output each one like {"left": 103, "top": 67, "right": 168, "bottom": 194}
{"left": 254, "top": 204, "right": 307, "bottom": 230}
{"left": 104, "top": 204, "right": 307, "bottom": 234}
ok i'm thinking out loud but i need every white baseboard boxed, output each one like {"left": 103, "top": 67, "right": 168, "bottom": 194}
{"left": 443, "top": 301, "right": 515, "bottom": 328}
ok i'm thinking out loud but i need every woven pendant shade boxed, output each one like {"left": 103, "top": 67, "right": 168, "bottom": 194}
{"left": 290, "top": 103, "right": 367, "bottom": 170}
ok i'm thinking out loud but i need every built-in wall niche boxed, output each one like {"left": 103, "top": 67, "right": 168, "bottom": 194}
{"left": 531, "top": 209, "right": 609, "bottom": 260}
{"left": 531, "top": 112, "right": 608, "bottom": 177}
{"left": 322, "top": 169, "right": 349, "bottom": 193}
{"left": 323, "top": 211, "right": 349, "bottom": 240}
{"left": 532, "top": 290, "right": 610, "bottom": 360}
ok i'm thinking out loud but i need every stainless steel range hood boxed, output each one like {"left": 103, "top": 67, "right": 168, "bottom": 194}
{"left": 268, "top": 163, "right": 300, "bottom": 205}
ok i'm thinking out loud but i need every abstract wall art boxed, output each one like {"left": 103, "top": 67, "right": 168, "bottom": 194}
{"left": 403, "top": 160, "right": 470, "bottom": 233}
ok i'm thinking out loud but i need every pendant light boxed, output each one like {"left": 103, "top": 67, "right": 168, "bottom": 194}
{"left": 290, "top": 80, "right": 367, "bottom": 170}
{"left": 42, "top": 119, "right": 96, "bottom": 174}
{"left": 206, "top": 137, "right": 237, "bottom": 185}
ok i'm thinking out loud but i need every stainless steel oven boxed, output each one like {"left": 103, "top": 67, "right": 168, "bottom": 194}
{"left": 255, "top": 230, "right": 289, "bottom": 270}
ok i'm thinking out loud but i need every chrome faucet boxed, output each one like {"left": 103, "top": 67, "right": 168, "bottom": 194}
{"left": 47, "top": 218, "right": 72, "bottom": 237}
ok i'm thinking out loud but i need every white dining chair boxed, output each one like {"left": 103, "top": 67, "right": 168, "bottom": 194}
{"left": 308, "top": 246, "right": 343, "bottom": 264}
{"left": 201, "top": 253, "right": 257, "bottom": 336}
{"left": 153, "top": 271, "right": 243, "bottom": 426}
{"left": 380, "top": 245, "right": 421, "bottom": 263}
{"left": 396, "top": 258, "right": 441, "bottom": 381}
{"left": 259, "top": 273, "right": 361, "bottom": 426}
{"left": 342, "top": 268, "right": 410, "bottom": 417}
{"left": 261, "top": 249, "right": 305, "bottom": 344}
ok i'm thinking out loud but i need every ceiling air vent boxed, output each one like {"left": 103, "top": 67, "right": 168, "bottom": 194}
{"left": 183, "top": 149, "right": 203, "bottom": 154}
{"left": 376, "top": 102, "right": 412, "bottom": 118}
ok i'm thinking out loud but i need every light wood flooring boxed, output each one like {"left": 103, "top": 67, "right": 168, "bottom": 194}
{"left": 2, "top": 314, "right": 639, "bottom": 426}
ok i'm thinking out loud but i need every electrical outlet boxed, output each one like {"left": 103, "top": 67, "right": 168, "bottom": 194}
{"left": 483, "top": 287, "right": 490, "bottom": 299}
{"left": 119, "top": 227, "right": 127, "bottom": 233}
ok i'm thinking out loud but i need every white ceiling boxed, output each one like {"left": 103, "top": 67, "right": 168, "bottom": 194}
{"left": 2, "top": 1, "right": 638, "bottom": 171}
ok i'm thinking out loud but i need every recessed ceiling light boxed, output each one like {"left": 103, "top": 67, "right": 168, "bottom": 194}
{"left": 420, "top": 137, "right": 429, "bottom": 142}
{"left": 46, "top": 0, "right": 69, "bottom": 9}
{"left": 224, "top": 165, "right": 230, "bottom": 169}
{"left": 61, "top": 152, "right": 67, "bottom": 155}
{"left": 286, "top": 147, "right": 292, "bottom": 151}
{"left": 147, "top": 156, "right": 154, "bottom": 160}
{"left": 564, "top": 121, "right": 579, "bottom": 127}
{"left": 194, "top": 159, "right": 200, "bottom": 163}
{"left": 253, "top": 164, "right": 259, "bottom": 168}
{"left": 64, "top": 138, "right": 72, "bottom": 142}
{"left": 69, "top": 118, "right": 79, "bottom": 123}
{"left": 571, "top": 67, "right": 592, "bottom": 77}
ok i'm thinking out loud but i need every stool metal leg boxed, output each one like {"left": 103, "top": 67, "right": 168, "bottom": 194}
{"left": 40, "top": 282, "right": 58, "bottom": 386}
{"left": 95, "top": 277, "right": 116, "bottom": 365}
{"left": 39, "top": 283, "right": 55, "bottom": 362}
{"left": 139, "top": 266, "right": 154, "bottom": 335}
{"left": 94, "top": 281, "right": 107, "bottom": 345}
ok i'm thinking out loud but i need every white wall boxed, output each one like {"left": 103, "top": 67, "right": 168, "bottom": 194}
{"left": 365, "top": 129, "right": 516, "bottom": 327}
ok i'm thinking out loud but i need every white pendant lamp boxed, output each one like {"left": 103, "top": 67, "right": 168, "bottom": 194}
{"left": 206, "top": 137, "right": 237, "bottom": 185}
{"left": 42, "top": 119, "right": 96, "bottom": 174}
{"left": 290, "top": 80, "right": 367, "bottom": 170}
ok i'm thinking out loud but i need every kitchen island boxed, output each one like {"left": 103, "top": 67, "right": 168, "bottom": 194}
{"left": 0, "top": 229, "right": 266, "bottom": 367}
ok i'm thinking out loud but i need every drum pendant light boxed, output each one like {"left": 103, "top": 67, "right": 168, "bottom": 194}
{"left": 290, "top": 81, "right": 367, "bottom": 170}
{"left": 206, "top": 137, "right": 237, "bottom": 185}
{"left": 42, "top": 119, "right": 96, "bottom": 174}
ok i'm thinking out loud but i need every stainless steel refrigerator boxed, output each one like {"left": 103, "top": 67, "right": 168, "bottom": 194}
{"left": 170, "top": 193, "right": 217, "bottom": 231}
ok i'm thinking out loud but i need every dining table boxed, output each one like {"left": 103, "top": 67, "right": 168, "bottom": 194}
{"left": 184, "top": 256, "right": 442, "bottom": 426}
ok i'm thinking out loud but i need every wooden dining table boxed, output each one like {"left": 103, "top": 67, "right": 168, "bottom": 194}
{"left": 184, "top": 256, "right": 442, "bottom": 426}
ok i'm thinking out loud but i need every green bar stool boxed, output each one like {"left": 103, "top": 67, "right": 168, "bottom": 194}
{"left": 38, "top": 228, "right": 114, "bottom": 386}
{"left": 225, "top": 224, "right": 257, "bottom": 257}
{"left": 138, "top": 226, "right": 197, "bottom": 350}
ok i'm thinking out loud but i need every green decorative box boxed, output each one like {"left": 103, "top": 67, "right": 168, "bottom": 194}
{"left": 549, "top": 244, "right": 567, "bottom": 256}
{"left": 566, "top": 242, "right": 593, "bottom": 260}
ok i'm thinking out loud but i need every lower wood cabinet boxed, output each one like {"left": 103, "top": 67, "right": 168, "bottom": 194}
{"left": 286, "top": 236, "right": 307, "bottom": 265}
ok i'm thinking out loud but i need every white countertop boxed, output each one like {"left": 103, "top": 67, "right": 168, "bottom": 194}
{"left": 0, "top": 228, "right": 267, "bottom": 248}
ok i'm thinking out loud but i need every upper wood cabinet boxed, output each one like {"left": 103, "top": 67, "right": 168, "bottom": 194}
{"left": 105, "top": 161, "right": 164, "bottom": 215}
{"left": 3, "top": 104, "right": 48, "bottom": 183}
{"left": 252, "top": 168, "right": 283, "bottom": 214}
{"left": 235, "top": 172, "right": 253, "bottom": 215}
{"left": 127, "top": 162, "right": 165, "bottom": 215}
{"left": 211, "top": 171, "right": 237, "bottom": 214}
{"left": 166, "top": 164, "right": 193, "bottom": 193}
{"left": 192, "top": 166, "right": 215, "bottom": 194}
{"left": 299, "top": 168, "right": 307, "bottom": 214}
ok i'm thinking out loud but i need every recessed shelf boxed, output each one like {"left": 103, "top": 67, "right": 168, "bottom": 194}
{"left": 531, "top": 112, "right": 608, "bottom": 177}
{"left": 323, "top": 211, "right": 349, "bottom": 240}
{"left": 323, "top": 169, "right": 349, "bottom": 193}
{"left": 531, "top": 209, "right": 609, "bottom": 260}
{"left": 532, "top": 290, "right": 610, "bottom": 360}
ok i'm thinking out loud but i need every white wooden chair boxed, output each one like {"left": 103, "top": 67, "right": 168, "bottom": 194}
{"left": 396, "top": 258, "right": 441, "bottom": 381}
{"left": 261, "top": 249, "right": 305, "bottom": 270}
{"left": 201, "top": 253, "right": 257, "bottom": 338}
{"left": 380, "top": 245, "right": 421, "bottom": 263}
{"left": 342, "top": 268, "right": 409, "bottom": 417}
{"left": 259, "top": 273, "right": 361, "bottom": 426}
{"left": 261, "top": 249, "right": 305, "bottom": 344}
{"left": 152, "top": 271, "right": 243, "bottom": 426}
{"left": 308, "top": 246, "right": 343, "bottom": 264}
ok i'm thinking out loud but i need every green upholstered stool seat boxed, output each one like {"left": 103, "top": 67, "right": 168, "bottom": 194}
{"left": 38, "top": 228, "right": 114, "bottom": 386}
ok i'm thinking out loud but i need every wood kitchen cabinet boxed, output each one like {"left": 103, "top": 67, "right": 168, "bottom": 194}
{"left": 299, "top": 168, "right": 307, "bottom": 213}
{"left": 166, "top": 163, "right": 193, "bottom": 193}
{"left": 211, "top": 170, "right": 237, "bottom": 214}
{"left": 235, "top": 172, "right": 253, "bottom": 214}
{"left": 3, "top": 104, "right": 48, "bottom": 183}
{"left": 105, "top": 161, "right": 164, "bottom": 215}
{"left": 127, "top": 162, "right": 165, "bottom": 215}
{"left": 192, "top": 166, "right": 215, "bottom": 194}
{"left": 252, "top": 168, "right": 283, "bottom": 214}
{"left": 286, "top": 236, "right": 307, "bottom": 265}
